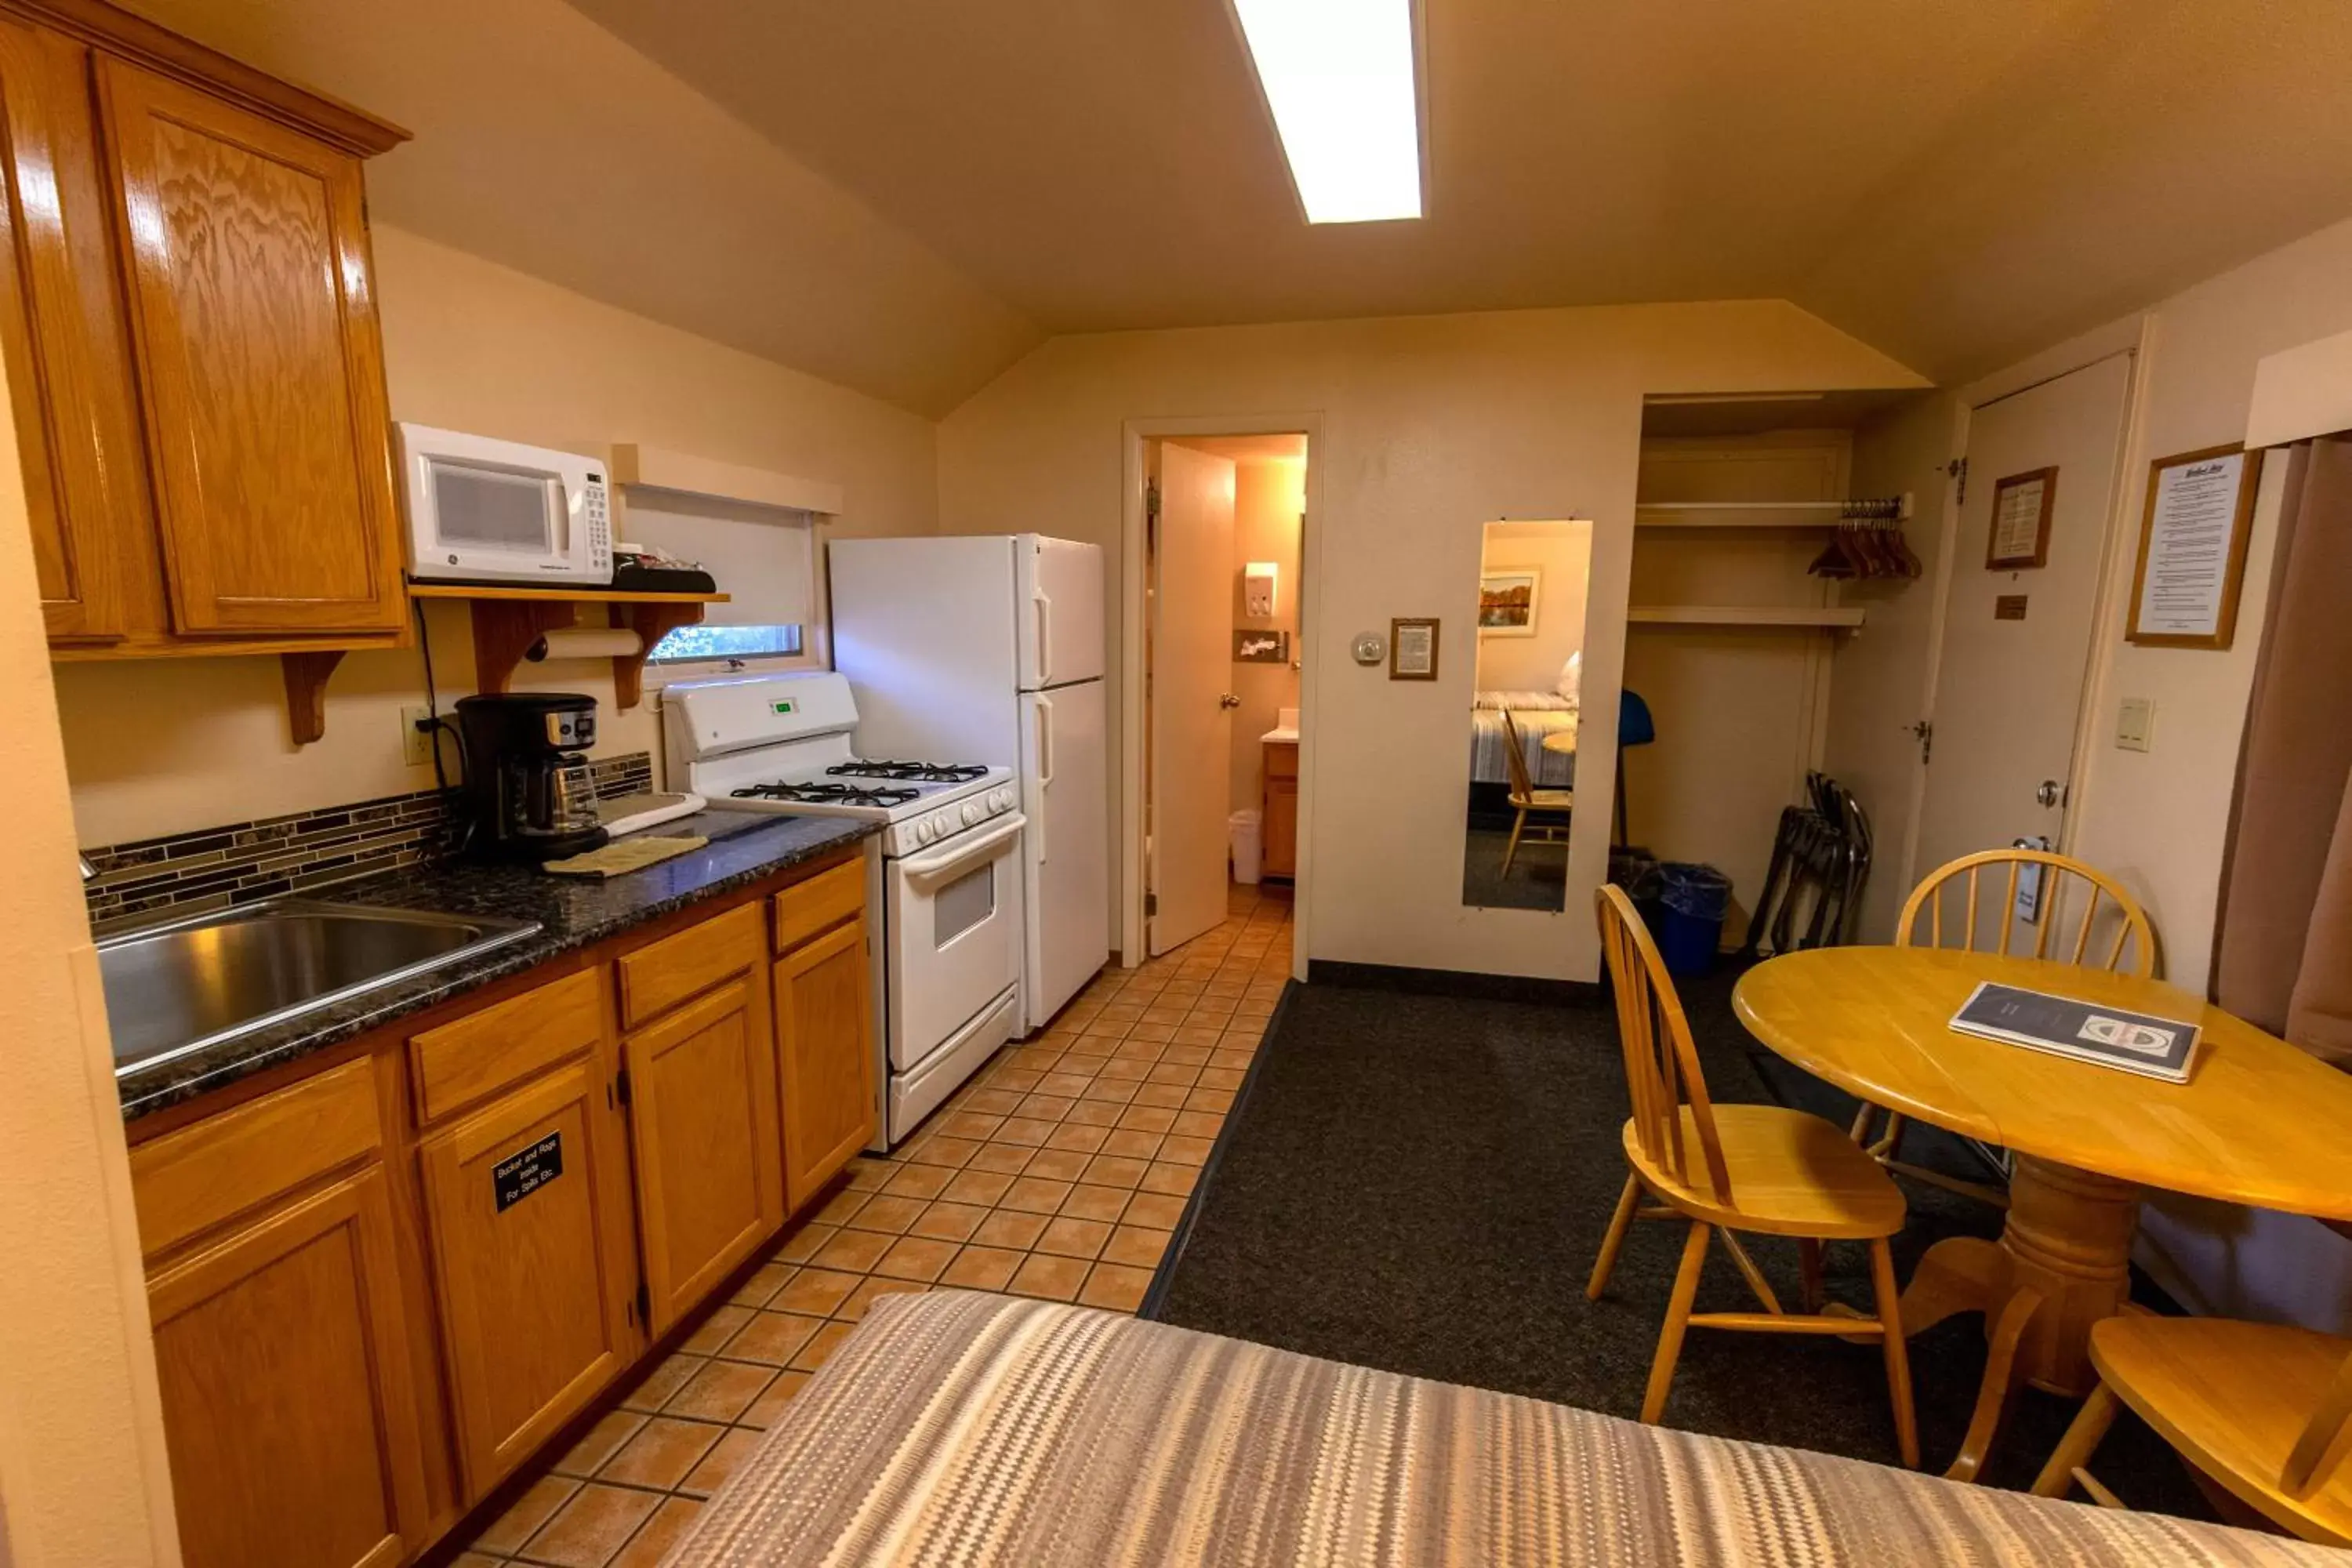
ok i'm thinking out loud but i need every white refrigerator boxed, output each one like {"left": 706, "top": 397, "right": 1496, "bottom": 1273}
{"left": 828, "top": 535, "right": 1109, "bottom": 1031}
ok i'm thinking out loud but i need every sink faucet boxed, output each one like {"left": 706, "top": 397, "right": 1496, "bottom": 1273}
{"left": 79, "top": 853, "right": 96, "bottom": 880}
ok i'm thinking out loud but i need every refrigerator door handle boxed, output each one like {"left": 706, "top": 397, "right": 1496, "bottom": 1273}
{"left": 1033, "top": 585, "right": 1053, "bottom": 687}
{"left": 1032, "top": 693, "right": 1054, "bottom": 863}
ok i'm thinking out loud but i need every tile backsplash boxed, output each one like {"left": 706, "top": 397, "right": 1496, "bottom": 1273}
{"left": 82, "top": 752, "right": 655, "bottom": 933}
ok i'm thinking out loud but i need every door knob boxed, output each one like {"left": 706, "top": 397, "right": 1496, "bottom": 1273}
{"left": 2036, "top": 779, "right": 2066, "bottom": 808}
{"left": 1219, "top": 694, "right": 1242, "bottom": 710}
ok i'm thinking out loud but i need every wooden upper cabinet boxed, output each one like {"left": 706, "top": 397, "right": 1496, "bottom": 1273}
{"left": 625, "top": 971, "right": 784, "bottom": 1334}
{"left": 775, "top": 913, "right": 877, "bottom": 1212}
{"left": 95, "top": 54, "right": 403, "bottom": 635}
{"left": 0, "top": 16, "right": 150, "bottom": 642}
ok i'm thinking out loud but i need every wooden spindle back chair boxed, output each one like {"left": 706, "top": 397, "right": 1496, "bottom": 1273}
{"left": 1589, "top": 885, "right": 1918, "bottom": 1466}
{"left": 2034, "top": 1316, "right": 2352, "bottom": 1544}
{"left": 1854, "top": 850, "right": 2158, "bottom": 1206}
{"left": 1497, "top": 708, "right": 1572, "bottom": 876}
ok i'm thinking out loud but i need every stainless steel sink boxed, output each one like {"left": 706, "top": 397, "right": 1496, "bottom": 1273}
{"left": 98, "top": 898, "right": 541, "bottom": 1075}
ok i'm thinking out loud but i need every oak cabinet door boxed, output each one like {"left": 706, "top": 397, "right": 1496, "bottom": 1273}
{"left": 0, "top": 20, "right": 152, "bottom": 642}
{"left": 96, "top": 56, "right": 402, "bottom": 635}
{"left": 419, "top": 1062, "right": 637, "bottom": 1497}
{"left": 775, "top": 915, "right": 877, "bottom": 1213}
{"left": 1262, "top": 775, "right": 1298, "bottom": 877}
{"left": 625, "top": 972, "right": 783, "bottom": 1333}
{"left": 147, "top": 1165, "right": 430, "bottom": 1568}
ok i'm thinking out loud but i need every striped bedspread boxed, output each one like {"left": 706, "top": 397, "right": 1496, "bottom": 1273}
{"left": 666, "top": 1290, "right": 2336, "bottom": 1566}
{"left": 1471, "top": 705, "right": 1577, "bottom": 786}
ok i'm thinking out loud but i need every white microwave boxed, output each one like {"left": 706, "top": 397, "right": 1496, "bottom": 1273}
{"left": 395, "top": 423, "right": 613, "bottom": 586}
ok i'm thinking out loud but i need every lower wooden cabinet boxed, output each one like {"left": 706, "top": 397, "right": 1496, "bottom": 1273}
{"left": 1263, "top": 740, "right": 1299, "bottom": 878}
{"left": 776, "top": 913, "right": 877, "bottom": 1211}
{"left": 146, "top": 1164, "right": 430, "bottom": 1568}
{"left": 129, "top": 852, "right": 883, "bottom": 1565}
{"left": 625, "top": 971, "right": 784, "bottom": 1334}
{"left": 418, "top": 1059, "right": 637, "bottom": 1496}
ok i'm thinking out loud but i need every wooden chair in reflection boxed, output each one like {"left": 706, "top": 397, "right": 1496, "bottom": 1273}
{"left": 1849, "top": 848, "right": 2158, "bottom": 1208}
{"left": 1498, "top": 708, "right": 1573, "bottom": 876}
{"left": 1588, "top": 884, "right": 1919, "bottom": 1467}
{"left": 2033, "top": 1311, "right": 2352, "bottom": 1545}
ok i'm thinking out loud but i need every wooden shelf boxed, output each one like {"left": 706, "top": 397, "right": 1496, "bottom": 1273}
{"left": 1628, "top": 604, "right": 1867, "bottom": 629}
{"left": 408, "top": 585, "right": 729, "bottom": 709}
{"left": 406, "top": 584, "right": 729, "bottom": 605}
{"left": 1635, "top": 497, "right": 1910, "bottom": 529}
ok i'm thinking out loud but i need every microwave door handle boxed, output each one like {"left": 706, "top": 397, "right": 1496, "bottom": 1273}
{"left": 898, "top": 813, "right": 1026, "bottom": 882}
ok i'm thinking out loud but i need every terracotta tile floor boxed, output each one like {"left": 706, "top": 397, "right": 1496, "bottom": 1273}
{"left": 456, "top": 881, "right": 1292, "bottom": 1567}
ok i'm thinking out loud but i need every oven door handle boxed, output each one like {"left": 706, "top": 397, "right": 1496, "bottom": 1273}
{"left": 898, "top": 812, "right": 1025, "bottom": 883}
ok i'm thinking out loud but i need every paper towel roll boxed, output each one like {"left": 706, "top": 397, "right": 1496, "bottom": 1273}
{"left": 527, "top": 627, "right": 644, "bottom": 662}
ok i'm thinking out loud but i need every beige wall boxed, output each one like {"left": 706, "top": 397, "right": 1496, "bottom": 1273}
{"left": 56, "top": 226, "right": 939, "bottom": 850}
{"left": 939, "top": 301, "right": 1925, "bottom": 982}
{"left": 1473, "top": 521, "right": 1590, "bottom": 692}
{"left": 0, "top": 329, "right": 180, "bottom": 1563}
{"left": 1228, "top": 459, "right": 1304, "bottom": 817}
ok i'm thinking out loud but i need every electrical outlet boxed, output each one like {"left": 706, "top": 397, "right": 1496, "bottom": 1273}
{"left": 401, "top": 705, "right": 436, "bottom": 768}
{"left": 2115, "top": 696, "right": 2154, "bottom": 753}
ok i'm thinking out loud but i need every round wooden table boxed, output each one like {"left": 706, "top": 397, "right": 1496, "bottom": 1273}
{"left": 1540, "top": 718, "right": 1580, "bottom": 756}
{"left": 1734, "top": 945, "right": 2352, "bottom": 1479}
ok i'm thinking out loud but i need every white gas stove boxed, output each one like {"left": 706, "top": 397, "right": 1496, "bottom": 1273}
{"left": 662, "top": 671, "right": 1025, "bottom": 1144}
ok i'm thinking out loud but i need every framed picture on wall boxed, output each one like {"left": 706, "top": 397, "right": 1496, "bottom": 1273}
{"left": 1390, "top": 618, "right": 1439, "bottom": 681}
{"left": 1987, "top": 467, "right": 2059, "bottom": 569}
{"left": 1477, "top": 569, "right": 1541, "bottom": 635}
{"left": 2126, "top": 443, "right": 2263, "bottom": 650}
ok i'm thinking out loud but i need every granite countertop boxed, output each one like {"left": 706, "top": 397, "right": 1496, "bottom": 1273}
{"left": 115, "top": 812, "right": 877, "bottom": 1123}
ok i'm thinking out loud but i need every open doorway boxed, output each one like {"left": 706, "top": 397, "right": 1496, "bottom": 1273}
{"left": 1142, "top": 432, "right": 1310, "bottom": 960}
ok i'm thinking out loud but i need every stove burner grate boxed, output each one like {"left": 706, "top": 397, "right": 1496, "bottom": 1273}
{"left": 828, "top": 758, "right": 989, "bottom": 783}
{"left": 731, "top": 780, "right": 920, "bottom": 808}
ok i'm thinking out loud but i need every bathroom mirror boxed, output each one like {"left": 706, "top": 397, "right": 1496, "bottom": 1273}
{"left": 1461, "top": 519, "right": 1593, "bottom": 910}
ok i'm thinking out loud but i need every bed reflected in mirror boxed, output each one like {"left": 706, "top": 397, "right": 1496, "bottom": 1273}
{"left": 1462, "top": 520, "right": 1593, "bottom": 910}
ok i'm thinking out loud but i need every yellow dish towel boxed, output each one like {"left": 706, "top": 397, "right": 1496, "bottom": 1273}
{"left": 543, "top": 835, "right": 709, "bottom": 878}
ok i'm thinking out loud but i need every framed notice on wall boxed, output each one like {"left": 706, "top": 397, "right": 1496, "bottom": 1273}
{"left": 1987, "top": 466, "right": 2058, "bottom": 568}
{"left": 2127, "top": 443, "right": 2263, "bottom": 649}
{"left": 1389, "top": 617, "right": 1439, "bottom": 681}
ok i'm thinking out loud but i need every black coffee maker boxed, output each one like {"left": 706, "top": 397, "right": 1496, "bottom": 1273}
{"left": 454, "top": 693, "right": 611, "bottom": 862}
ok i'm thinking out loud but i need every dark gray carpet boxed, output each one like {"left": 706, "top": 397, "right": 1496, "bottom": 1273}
{"left": 1147, "top": 962, "right": 2215, "bottom": 1516}
{"left": 1460, "top": 825, "right": 1570, "bottom": 910}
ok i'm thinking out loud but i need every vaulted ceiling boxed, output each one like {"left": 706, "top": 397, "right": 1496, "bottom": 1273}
{"left": 135, "top": 0, "right": 2352, "bottom": 415}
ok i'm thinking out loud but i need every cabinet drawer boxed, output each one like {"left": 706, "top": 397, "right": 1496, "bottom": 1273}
{"left": 773, "top": 857, "right": 865, "bottom": 954}
{"left": 130, "top": 1056, "right": 380, "bottom": 1260}
{"left": 411, "top": 967, "right": 607, "bottom": 1126}
{"left": 617, "top": 901, "right": 764, "bottom": 1029}
{"left": 1265, "top": 742, "right": 1298, "bottom": 780}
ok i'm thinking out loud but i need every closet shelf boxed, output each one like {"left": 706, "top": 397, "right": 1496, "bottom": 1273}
{"left": 1635, "top": 496, "right": 1911, "bottom": 528}
{"left": 1628, "top": 604, "right": 1866, "bottom": 629}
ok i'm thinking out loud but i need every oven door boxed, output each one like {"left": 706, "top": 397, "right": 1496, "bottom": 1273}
{"left": 884, "top": 812, "right": 1025, "bottom": 1072}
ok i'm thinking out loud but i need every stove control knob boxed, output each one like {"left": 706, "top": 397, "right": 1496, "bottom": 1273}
{"left": 931, "top": 811, "right": 953, "bottom": 839}
{"left": 992, "top": 788, "right": 1012, "bottom": 811}
{"left": 961, "top": 803, "right": 980, "bottom": 825}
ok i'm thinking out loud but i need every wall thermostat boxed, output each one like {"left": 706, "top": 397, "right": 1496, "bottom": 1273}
{"left": 1351, "top": 631, "right": 1385, "bottom": 666}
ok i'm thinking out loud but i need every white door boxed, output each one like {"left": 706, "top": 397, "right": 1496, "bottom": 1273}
{"left": 884, "top": 812, "right": 1025, "bottom": 1069}
{"left": 1017, "top": 535, "right": 1107, "bottom": 689}
{"left": 1022, "top": 677, "right": 1109, "bottom": 1022}
{"left": 1149, "top": 444, "right": 1236, "bottom": 956}
{"left": 1912, "top": 353, "right": 2133, "bottom": 937}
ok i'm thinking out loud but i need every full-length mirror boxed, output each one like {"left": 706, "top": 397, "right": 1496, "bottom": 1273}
{"left": 1462, "top": 519, "right": 1593, "bottom": 910}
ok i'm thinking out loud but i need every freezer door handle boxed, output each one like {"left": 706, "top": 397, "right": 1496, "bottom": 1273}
{"left": 1031, "top": 694, "right": 1054, "bottom": 863}
{"left": 1033, "top": 584, "right": 1054, "bottom": 687}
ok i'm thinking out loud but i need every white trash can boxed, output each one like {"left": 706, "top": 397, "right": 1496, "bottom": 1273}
{"left": 1229, "top": 809, "right": 1264, "bottom": 885}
